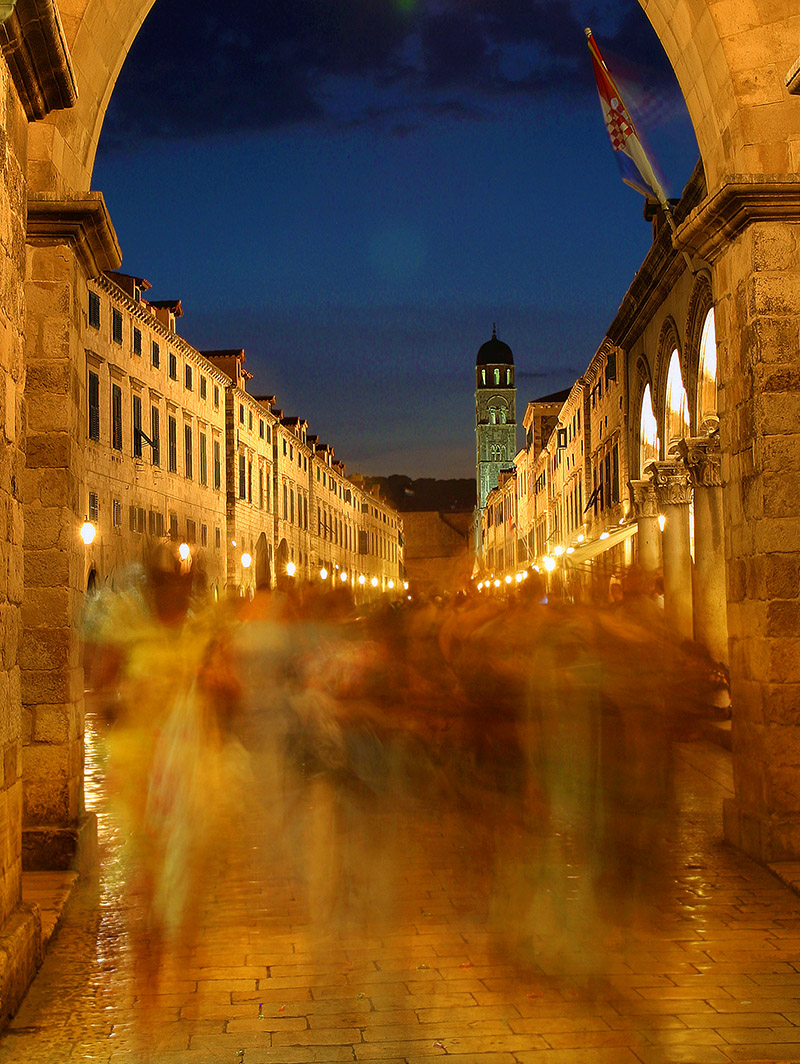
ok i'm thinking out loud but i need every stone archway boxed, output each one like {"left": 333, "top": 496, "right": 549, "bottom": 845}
{"left": 254, "top": 531, "right": 271, "bottom": 590}
{"left": 13, "top": 0, "right": 800, "bottom": 904}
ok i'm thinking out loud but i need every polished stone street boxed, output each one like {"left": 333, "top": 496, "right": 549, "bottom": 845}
{"left": 4, "top": 724, "right": 800, "bottom": 1064}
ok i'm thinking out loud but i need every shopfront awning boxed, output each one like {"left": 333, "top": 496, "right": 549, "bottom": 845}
{"left": 563, "top": 521, "right": 638, "bottom": 566}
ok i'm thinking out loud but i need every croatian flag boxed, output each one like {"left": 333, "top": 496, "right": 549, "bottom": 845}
{"left": 585, "top": 28, "right": 669, "bottom": 209}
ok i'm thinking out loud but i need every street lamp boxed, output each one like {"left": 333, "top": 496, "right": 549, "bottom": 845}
{"left": 178, "top": 542, "right": 190, "bottom": 562}
{"left": 286, "top": 561, "right": 296, "bottom": 577}
{"left": 371, "top": 576, "right": 378, "bottom": 588}
{"left": 320, "top": 567, "right": 328, "bottom": 580}
{"left": 80, "top": 520, "right": 96, "bottom": 545}
{"left": 241, "top": 552, "right": 252, "bottom": 569}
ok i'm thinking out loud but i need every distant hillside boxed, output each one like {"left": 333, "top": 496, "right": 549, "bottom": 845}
{"left": 365, "top": 476, "right": 476, "bottom": 513}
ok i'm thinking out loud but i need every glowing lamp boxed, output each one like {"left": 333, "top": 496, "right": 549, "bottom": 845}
{"left": 358, "top": 574, "right": 365, "bottom": 585}
{"left": 371, "top": 577, "right": 378, "bottom": 588}
{"left": 600, "top": 531, "right": 609, "bottom": 541}
{"left": 320, "top": 567, "right": 328, "bottom": 580}
{"left": 658, "top": 514, "right": 666, "bottom": 532}
{"left": 241, "top": 552, "right": 252, "bottom": 568}
{"left": 543, "top": 556, "right": 556, "bottom": 572}
{"left": 577, "top": 534, "right": 585, "bottom": 543}
{"left": 403, "top": 581, "right": 408, "bottom": 590}
{"left": 80, "top": 521, "right": 96, "bottom": 546}
{"left": 493, "top": 579, "right": 501, "bottom": 588}
{"left": 553, "top": 545, "right": 565, "bottom": 557}
{"left": 340, "top": 571, "right": 348, "bottom": 582}
{"left": 178, "top": 542, "right": 190, "bottom": 561}
{"left": 504, "top": 574, "right": 512, "bottom": 585}
{"left": 566, "top": 546, "right": 575, "bottom": 555}
{"left": 388, "top": 580, "right": 394, "bottom": 589}
{"left": 286, "top": 561, "right": 296, "bottom": 577}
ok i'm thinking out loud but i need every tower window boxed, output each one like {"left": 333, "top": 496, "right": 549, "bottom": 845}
{"left": 494, "top": 368, "right": 500, "bottom": 385}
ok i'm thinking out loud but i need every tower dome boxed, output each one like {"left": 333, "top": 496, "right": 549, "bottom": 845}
{"left": 476, "top": 325, "right": 513, "bottom": 366}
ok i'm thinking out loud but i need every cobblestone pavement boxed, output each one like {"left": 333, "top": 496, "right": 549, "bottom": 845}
{"left": 4, "top": 732, "right": 800, "bottom": 1064}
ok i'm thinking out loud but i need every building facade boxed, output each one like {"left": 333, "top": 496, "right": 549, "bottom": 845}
{"left": 80, "top": 278, "right": 404, "bottom": 604}
{"left": 82, "top": 274, "right": 230, "bottom": 595}
{"left": 477, "top": 165, "right": 726, "bottom": 665}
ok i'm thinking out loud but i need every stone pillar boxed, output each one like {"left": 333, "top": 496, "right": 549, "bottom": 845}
{"left": 676, "top": 430, "right": 729, "bottom": 665}
{"left": 22, "top": 193, "right": 119, "bottom": 870}
{"left": 647, "top": 460, "right": 694, "bottom": 641}
{"left": 629, "top": 478, "right": 661, "bottom": 572}
{"left": 677, "top": 180, "right": 800, "bottom": 863}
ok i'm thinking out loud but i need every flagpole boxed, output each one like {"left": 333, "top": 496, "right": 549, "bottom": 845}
{"left": 585, "top": 27, "right": 698, "bottom": 275}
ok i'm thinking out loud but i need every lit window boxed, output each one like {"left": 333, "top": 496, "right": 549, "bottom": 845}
{"left": 697, "top": 308, "right": 717, "bottom": 426}
{"left": 639, "top": 383, "right": 659, "bottom": 470}
{"left": 665, "top": 349, "right": 690, "bottom": 445}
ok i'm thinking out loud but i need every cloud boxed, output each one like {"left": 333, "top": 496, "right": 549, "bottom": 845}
{"left": 100, "top": 0, "right": 682, "bottom": 150}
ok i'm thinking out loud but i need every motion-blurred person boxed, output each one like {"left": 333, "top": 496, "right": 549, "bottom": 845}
{"left": 86, "top": 541, "right": 248, "bottom": 1043}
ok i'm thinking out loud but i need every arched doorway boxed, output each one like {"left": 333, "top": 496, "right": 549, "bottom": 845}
{"left": 254, "top": 532, "right": 271, "bottom": 590}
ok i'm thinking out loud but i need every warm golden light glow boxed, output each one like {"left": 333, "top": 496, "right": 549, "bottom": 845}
{"left": 658, "top": 514, "right": 666, "bottom": 532}
{"left": 241, "top": 552, "right": 252, "bottom": 569}
{"left": 553, "top": 545, "right": 565, "bottom": 557}
{"left": 600, "top": 531, "right": 609, "bottom": 541}
{"left": 320, "top": 567, "right": 328, "bottom": 580}
{"left": 340, "top": 570, "right": 347, "bottom": 582}
{"left": 388, "top": 579, "right": 394, "bottom": 589}
{"left": 665, "top": 349, "right": 690, "bottom": 445}
{"left": 640, "top": 383, "right": 660, "bottom": 468}
{"left": 178, "top": 542, "right": 190, "bottom": 561}
{"left": 286, "top": 561, "right": 296, "bottom": 577}
{"left": 80, "top": 521, "right": 96, "bottom": 545}
{"left": 358, "top": 574, "right": 365, "bottom": 585}
{"left": 371, "top": 577, "right": 379, "bottom": 588}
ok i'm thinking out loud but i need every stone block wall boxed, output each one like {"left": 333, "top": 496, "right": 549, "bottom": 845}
{"left": 0, "top": 53, "right": 27, "bottom": 934}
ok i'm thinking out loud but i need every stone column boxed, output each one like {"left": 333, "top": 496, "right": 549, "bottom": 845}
{"left": 647, "top": 460, "right": 694, "bottom": 641}
{"left": 629, "top": 478, "right": 661, "bottom": 572}
{"left": 676, "top": 180, "right": 800, "bottom": 863}
{"left": 22, "top": 193, "right": 119, "bottom": 870}
{"left": 676, "top": 430, "right": 729, "bottom": 665}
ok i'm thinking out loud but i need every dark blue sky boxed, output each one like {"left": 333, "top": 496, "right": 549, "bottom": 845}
{"left": 94, "top": 0, "right": 699, "bottom": 479}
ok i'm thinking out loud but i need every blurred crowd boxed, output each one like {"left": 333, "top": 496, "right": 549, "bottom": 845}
{"left": 84, "top": 545, "right": 730, "bottom": 1009}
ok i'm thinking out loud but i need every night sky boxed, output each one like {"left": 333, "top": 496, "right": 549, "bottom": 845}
{"left": 93, "top": 0, "right": 699, "bottom": 479}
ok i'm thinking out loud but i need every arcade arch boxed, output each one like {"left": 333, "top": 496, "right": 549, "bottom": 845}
{"left": 10, "top": 0, "right": 800, "bottom": 923}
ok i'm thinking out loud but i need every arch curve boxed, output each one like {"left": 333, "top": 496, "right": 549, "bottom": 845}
{"left": 31, "top": 0, "right": 800, "bottom": 199}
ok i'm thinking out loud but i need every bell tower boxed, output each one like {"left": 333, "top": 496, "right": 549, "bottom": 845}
{"left": 475, "top": 326, "right": 517, "bottom": 515}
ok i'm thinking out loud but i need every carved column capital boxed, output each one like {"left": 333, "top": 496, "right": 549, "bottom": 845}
{"left": 645, "top": 460, "right": 693, "bottom": 507}
{"left": 628, "top": 478, "right": 659, "bottom": 519}
{"left": 674, "top": 430, "right": 722, "bottom": 488}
